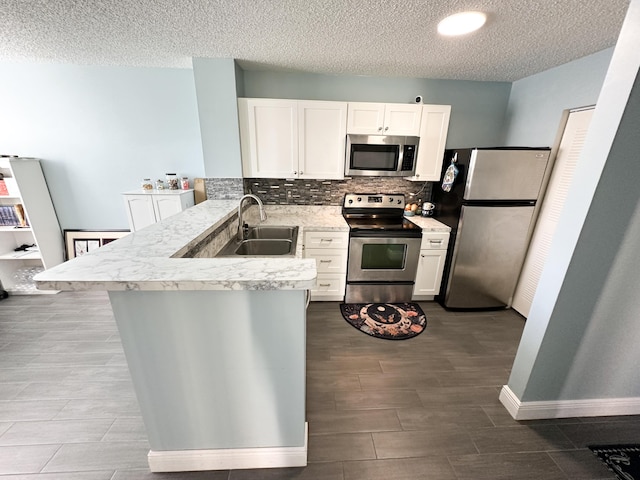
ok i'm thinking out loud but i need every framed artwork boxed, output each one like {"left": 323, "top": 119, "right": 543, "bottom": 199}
{"left": 64, "top": 229, "right": 130, "bottom": 260}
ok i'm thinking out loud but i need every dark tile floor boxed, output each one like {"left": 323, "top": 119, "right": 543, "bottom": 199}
{"left": 0, "top": 291, "right": 632, "bottom": 478}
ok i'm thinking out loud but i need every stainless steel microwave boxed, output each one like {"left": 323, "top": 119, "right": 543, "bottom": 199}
{"left": 345, "top": 134, "right": 419, "bottom": 177}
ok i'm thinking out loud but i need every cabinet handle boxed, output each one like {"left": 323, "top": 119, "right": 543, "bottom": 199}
{"left": 320, "top": 259, "right": 332, "bottom": 263}
{"left": 320, "top": 238, "right": 333, "bottom": 243}
{"left": 430, "top": 240, "right": 443, "bottom": 245}
{"left": 300, "top": 171, "right": 303, "bottom": 175}
{"left": 293, "top": 171, "right": 297, "bottom": 175}
{"left": 377, "top": 126, "right": 383, "bottom": 131}
{"left": 319, "top": 283, "right": 331, "bottom": 287}
{"left": 384, "top": 126, "right": 389, "bottom": 131}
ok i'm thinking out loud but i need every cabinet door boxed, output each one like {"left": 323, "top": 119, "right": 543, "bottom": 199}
{"left": 153, "top": 195, "right": 185, "bottom": 221}
{"left": 413, "top": 249, "right": 447, "bottom": 297}
{"left": 346, "top": 102, "right": 386, "bottom": 134}
{"left": 383, "top": 104, "right": 423, "bottom": 136}
{"left": 298, "top": 101, "right": 347, "bottom": 180}
{"left": 408, "top": 104, "right": 451, "bottom": 181}
{"left": 124, "top": 195, "right": 157, "bottom": 232}
{"left": 238, "top": 98, "right": 298, "bottom": 178}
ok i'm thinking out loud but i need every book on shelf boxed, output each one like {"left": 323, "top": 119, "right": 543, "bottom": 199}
{"left": 0, "top": 204, "right": 29, "bottom": 227}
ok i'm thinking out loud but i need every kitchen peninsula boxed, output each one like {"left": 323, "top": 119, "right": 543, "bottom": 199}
{"left": 34, "top": 200, "right": 347, "bottom": 473}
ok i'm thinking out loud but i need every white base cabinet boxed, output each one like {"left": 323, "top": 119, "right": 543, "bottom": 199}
{"left": 123, "top": 190, "right": 195, "bottom": 232}
{"left": 0, "top": 157, "right": 64, "bottom": 295}
{"left": 303, "top": 230, "right": 348, "bottom": 301}
{"left": 412, "top": 232, "right": 449, "bottom": 300}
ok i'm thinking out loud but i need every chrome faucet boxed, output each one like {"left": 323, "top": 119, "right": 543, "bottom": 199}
{"left": 237, "top": 194, "right": 267, "bottom": 240}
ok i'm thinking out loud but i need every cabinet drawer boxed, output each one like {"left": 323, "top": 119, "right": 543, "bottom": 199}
{"left": 304, "top": 231, "right": 348, "bottom": 249}
{"left": 420, "top": 232, "right": 450, "bottom": 250}
{"left": 305, "top": 249, "right": 347, "bottom": 273}
{"left": 311, "top": 273, "right": 346, "bottom": 300}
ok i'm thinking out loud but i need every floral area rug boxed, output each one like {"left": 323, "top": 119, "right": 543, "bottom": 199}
{"left": 339, "top": 303, "right": 426, "bottom": 340}
{"left": 590, "top": 445, "right": 640, "bottom": 479}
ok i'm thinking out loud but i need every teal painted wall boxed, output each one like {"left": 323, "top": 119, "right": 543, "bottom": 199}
{"left": 242, "top": 71, "right": 512, "bottom": 148}
{"left": 505, "top": 1, "right": 640, "bottom": 404}
{"left": 0, "top": 63, "right": 204, "bottom": 230}
{"left": 193, "top": 58, "right": 243, "bottom": 178}
{"left": 503, "top": 48, "right": 614, "bottom": 147}
{"left": 110, "top": 289, "right": 307, "bottom": 450}
{"left": 0, "top": 50, "right": 613, "bottom": 231}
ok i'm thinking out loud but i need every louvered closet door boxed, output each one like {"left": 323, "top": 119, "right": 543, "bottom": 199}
{"left": 512, "top": 108, "right": 594, "bottom": 318}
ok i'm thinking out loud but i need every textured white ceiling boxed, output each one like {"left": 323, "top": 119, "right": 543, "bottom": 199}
{"left": 0, "top": 0, "right": 630, "bottom": 81}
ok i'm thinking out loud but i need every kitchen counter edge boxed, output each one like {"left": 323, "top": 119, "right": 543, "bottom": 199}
{"left": 34, "top": 201, "right": 450, "bottom": 292}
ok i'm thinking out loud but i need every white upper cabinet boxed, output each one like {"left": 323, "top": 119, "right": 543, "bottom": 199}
{"left": 346, "top": 102, "right": 423, "bottom": 136}
{"left": 298, "top": 101, "right": 347, "bottom": 179}
{"left": 238, "top": 98, "right": 299, "bottom": 178}
{"left": 407, "top": 104, "right": 451, "bottom": 182}
{"left": 239, "top": 98, "right": 347, "bottom": 179}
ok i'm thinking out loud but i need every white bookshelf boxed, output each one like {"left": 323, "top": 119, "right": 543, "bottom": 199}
{"left": 0, "top": 157, "right": 64, "bottom": 295}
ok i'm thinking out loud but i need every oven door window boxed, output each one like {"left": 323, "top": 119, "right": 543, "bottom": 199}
{"left": 361, "top": 243, "right": 406, "bottom": 269}
{"left": 350, "top": 144, "right": 399, "bottom": 171}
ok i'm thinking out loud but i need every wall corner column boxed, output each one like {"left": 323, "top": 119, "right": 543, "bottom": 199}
{"left": 192, "top": 57, "right": 243, "bottom": 178}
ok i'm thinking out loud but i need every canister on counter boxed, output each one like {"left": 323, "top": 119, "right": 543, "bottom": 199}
{"left": 141, "top": 178, "right": 153, "bottom": 191}
{"left": 165, "top": 173, "right": 179, "bottom": 190}
{"left": 156, "top": 179, "right": 165, "bottom": 190}
{"left": 181, "top": 177, "right": 189, "bottom": 190}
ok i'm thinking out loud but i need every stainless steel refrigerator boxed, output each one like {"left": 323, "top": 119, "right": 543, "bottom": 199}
{"left": 432, "top": 147, "right": 551, "bottom": 309}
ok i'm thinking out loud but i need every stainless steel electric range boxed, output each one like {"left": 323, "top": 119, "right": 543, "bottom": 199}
{"left": 342, "top": 193, "right": 422, "bottom": 303}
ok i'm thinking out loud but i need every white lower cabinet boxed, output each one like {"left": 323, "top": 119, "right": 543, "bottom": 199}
{"left": 303, "top": 230, "right": 348, "bottom": 301}
{"left": 123, "top": 190, "right": 195, "bottom": 232}
{"left": 412, "top": 232, "right": 449, "bottom": 300}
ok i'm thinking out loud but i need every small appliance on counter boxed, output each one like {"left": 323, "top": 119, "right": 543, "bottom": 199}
{"left": 342, "top": 193, "right": 422, "bottom": 303}
{"left": 432, "top": 147, "right": 551, "bottom": 310}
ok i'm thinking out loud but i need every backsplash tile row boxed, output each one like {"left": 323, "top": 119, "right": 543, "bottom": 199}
{"left": 201, "top": 177, "right": 433, "bottom": 205}
{"left": 243, "top": 178, "right": 432, "bottom": 205}
{"left": 203, "top": 178, "right": 244, "bottom": 200}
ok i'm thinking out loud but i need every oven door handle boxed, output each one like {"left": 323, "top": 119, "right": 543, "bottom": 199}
{"left": 349, "top": 230, "right": 422, "bottom": 239}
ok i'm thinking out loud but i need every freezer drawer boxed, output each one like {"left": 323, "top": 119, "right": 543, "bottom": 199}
{"left": 442, "top": 204, "right": 535, "bottom": 309}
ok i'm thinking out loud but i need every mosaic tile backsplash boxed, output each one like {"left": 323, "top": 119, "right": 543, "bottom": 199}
{"left": 203, "top": 178, "right": 244, "bottom": 200}
{"left": 202, "top": 177, "right": 433, "bottom": 205}
{"left": 243, "top": 177, "right": 432, "bottom": 205}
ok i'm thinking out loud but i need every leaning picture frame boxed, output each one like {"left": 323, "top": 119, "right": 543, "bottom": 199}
{"left": 64, "top": 229, "right": 130, "bottom": 261}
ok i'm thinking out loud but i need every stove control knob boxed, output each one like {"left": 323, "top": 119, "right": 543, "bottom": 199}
{"left": 389, "top": 197, "right": 393, "bottom": 202}
{"left": 357, "top": 197, "right": 362, "bottom": 202}
{"left": 397, "top": 199, "right": 402, "bottom": 204}
{"left": 348, "top": 199, "right": 353, "bottom": 204}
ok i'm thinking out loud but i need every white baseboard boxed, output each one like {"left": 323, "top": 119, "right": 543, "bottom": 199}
{"left": 500, "top": 385, "right": 640, "bottom": 420}
{"left": 148, "top": 423, "right": 308, "bottom": 472}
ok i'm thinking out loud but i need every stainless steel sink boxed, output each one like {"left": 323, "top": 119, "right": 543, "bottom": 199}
{"left": 246, "top": 226, "right": 297, "bottom": 240}
{"left": 234, "top": 239, "right": 293, "bottom": 255}
{"left": 216, "top": 225, "right": 298, "bottom": 257}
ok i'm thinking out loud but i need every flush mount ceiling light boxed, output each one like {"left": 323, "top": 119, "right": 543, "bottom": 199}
{"left": 437, "top": 11, "right": 487, "bottom": 36}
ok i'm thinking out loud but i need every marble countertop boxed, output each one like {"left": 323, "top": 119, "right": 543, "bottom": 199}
{"left": 406, "top": 215, "right": 452, "bottom": 232}
{"left": 34, "top": 201, "right": 449, "bottom": 292}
